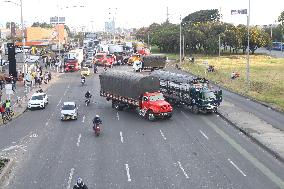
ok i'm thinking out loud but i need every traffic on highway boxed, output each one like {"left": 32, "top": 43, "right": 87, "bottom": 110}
{"left": 0, "top": 1, "right": 284, "bottom": 189}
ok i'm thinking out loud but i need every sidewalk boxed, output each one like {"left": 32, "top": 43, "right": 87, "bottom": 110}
{"left": 0, "top": 67, "right": 62, "bottom": 125}
{"left": 218, "top": 100, "right": 284, "bottom": 163}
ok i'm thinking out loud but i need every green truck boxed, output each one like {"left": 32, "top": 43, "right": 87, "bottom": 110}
{"left": 150, "top": 70, "right": 222, "bottom": 113}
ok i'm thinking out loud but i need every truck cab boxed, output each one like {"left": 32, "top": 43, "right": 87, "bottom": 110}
{"left": 140, "top": 92, "right": 173, "bottom": 121}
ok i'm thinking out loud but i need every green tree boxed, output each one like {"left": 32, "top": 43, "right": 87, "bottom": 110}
{"left": 182, "top": 9, "right": 220, "bottom": 24}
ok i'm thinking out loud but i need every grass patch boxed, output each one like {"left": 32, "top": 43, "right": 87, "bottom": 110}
{"left": 165, "top": 54, "right": 284, "bottom": 111}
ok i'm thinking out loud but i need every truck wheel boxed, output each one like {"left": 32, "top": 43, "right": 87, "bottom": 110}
{"left": 192, "top": 105, "right": 199, "bottom": 114}
{"left": 147, "top": 110, "right": 156, "bottom": 121}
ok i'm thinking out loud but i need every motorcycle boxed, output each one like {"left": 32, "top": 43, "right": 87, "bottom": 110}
{"left": 93, "top": 123, "right": 101, "bottom": 136}
{"left": 93, "top": 65, "right": 98, "bottom": 73}
{"left": 85, "top": 96, "right": 91, "bottom": 106}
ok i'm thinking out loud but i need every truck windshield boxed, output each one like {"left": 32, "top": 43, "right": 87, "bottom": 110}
{"left": 149, "top": 94, "right": 164, "bottom": 101}
{"left": 203, "top": 91, "right": 216, "bottom": 101}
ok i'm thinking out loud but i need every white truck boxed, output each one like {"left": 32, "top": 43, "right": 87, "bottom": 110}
{"left": 108, "top": 44, "right": 123, "bottom": 54}
{"left": 67, "top": 49, "right": 84, "bottom": 65}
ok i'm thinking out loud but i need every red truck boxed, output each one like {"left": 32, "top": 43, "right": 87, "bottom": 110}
{"left": 65, "top": 59, "right": 80, "bottom": 72}
{"left": 100, "top": 70, "right": 173, "bottom": 121}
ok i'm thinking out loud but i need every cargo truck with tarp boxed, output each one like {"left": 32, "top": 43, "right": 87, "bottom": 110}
{"left": 150, "top": 70, "right": 222, "bottom": 113}
{"left": 133, "top": 55, "right": 167, "bottom": 72}
{"left": 99, "top": 70, "right": 173, "bottom": 121}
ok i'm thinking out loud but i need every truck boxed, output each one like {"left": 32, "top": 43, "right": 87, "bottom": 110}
{"left": 150, "top": 70, "right": 222, "bottom": 114}
{"left": 133, "top": 55, "right": 166, "bottom": 72}
{"left": 67, "top": 49, "right": 84, "bottom": 65}
{"left": 65, "top": 59, "right": 80, "bottom": 72}
{"left": 108, "top": 44, "right": 123, "bottom": 54}
{"left": 99, "top": 70, "right": 173, "bottom": 121}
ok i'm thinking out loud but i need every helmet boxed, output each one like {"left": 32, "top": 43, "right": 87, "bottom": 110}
{"left": 77, "top": 177, "right": 83, "bottom": 185}
{"left": 95, "top": 115, "right": 99, "bottom": 118}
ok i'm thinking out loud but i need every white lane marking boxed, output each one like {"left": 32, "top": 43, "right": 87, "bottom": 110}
{"left": 45, "top": 122, "right": 49, "bottom": 126}
{"left": 160, "top": 130, "right": 167, "bottom": 140}
{"left": 77, "top": 134, "right": 81, "bottom": 147}
{"left": 67, "top": 84, "right": 70, "bottom": 89}
{"left": 120, "top": 131, "right": 124, "bottom": 143}
{"left": 125, "top": 164, "right": 131, "bottom": 182}
{"left": 177, "top": 161, "right": 189, "bottom": 179}
{"left": 56, "top": 98, "right": 62, "bottom": 107}
{"left": 228, "top": 159, "right": 246, "bottom": 177}
{"left": 66, "top": 168, "right": 75, "bottom": 189}
{"left": 199, "top": 130, "right": 209, "bottom": 140}
{"left": 2, "top": 145, "right": 27, "bottom": 152}
{"left": 82, "top": 115, "right": 85, "bottom": 123}
{"left": 116, "top": 112, "right": 119, "bottom": 120}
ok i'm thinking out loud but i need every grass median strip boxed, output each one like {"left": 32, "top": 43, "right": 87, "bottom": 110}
{"left": 176, "top": 54, "right": 284, "bottom": 111}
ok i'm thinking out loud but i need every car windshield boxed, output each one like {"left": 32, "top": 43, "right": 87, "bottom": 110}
{"left": 106, "top": 55, "right": 112, "bottom": 58}
{"left": 62, "top": 104, "right": 75, "bottom": 110}
{"left": 82, "top": 68, "right": 89, "bottom": 71}
{"left": 149, "top": 94, "right": 164, "bottom": 101}
{"left": 96, "top": 55, "right": 104, "bottom": 59}
{"left": 203, "top": 91, "right": 216, "bottom": 100}
{"left": 31, "top": 95, "right": 43, "bottom": 100}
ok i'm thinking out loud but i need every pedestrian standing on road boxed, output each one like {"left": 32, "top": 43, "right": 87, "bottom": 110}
{"left": 0, "top": 90, "right": 2, "bottom": 102}
{"left": 0, "top": 79, "right": 4, "bottom": 90}
{"left": 12, "top": 77, "right": 16, "bottom": 91}
{"left": 0, "top": 104, "right": 5, "bottom": 120}
{"left": 5, "top": 100, "right": 11, "bottom": 115}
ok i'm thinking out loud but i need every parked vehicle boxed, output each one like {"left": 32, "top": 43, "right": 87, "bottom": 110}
{"left": 28, "top": 93, "right": 49, "bottom": 109}
{"left": 150, "top": 70, "right": 222, "bottom": 113}
{"left": 133, "top": 55, "right": 166, "bottom": 72}
{"left": 99, "top": 70, "right": 173, "bottom": 121}
{"left": 60, "top": 102, "right": 78, "bottom": 120}
{"left": 108, "top": 44, "right": 123, "bottom": 54}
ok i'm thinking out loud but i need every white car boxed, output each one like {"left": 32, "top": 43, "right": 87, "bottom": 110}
{"left": 28, "top": 93, "right": 48, "bottom": 109}
{"left": 60, "top": 102, "right": 78, "bottom": 121}
{"left": 25, "top": 55, "right": 40, "bottom": 64}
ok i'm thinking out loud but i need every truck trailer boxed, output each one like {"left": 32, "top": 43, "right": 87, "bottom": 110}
{"left": 99, "top": 70, "right": 173, "bottom": 121}
{"left": 133, "top": 55, "right": 166, "bottom": 72}
{"left": 150, "top": 70, "right": 222, "bottom": 113}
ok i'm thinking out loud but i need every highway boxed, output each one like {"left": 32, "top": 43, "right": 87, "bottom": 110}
{"left": 1, "top": 66, "right": 284, "bottom": 189}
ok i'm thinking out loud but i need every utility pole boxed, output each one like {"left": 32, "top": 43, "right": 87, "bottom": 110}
{"left": 246, "top": 0, "right": 251, "bottom": 93}
{"left": 182, "top": 35, "right": 185, "bottom": 61}
{"left": 166, "top": 7, "right": 169, "bottom": 22}
{"left": 218, "top": 34, "right": 221, "bottom": 57}
{"left": 179, "top": 15, "right": 182, "bottom": 64}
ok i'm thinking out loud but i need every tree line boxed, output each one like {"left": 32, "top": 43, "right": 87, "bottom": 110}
{"left": 135, "top": 9, "right": 284, "bottom": 55}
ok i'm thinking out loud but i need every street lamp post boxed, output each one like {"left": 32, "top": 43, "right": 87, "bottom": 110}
{"left": 246, "top": 0, "right": 251, "bottom": 93}
{"left": 179, "top": 15, "right": 182, "bottom": 64}
{"left": 4, "top": 0, "right": 27, "bottom": 95}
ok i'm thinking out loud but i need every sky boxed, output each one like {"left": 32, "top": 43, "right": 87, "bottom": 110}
{"left": 0, "top": 0, "right": 283, "bottom": 31}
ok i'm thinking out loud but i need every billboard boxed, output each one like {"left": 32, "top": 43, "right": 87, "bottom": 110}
{"left": 50, "top": 17, "right": 65, "bottom": 24}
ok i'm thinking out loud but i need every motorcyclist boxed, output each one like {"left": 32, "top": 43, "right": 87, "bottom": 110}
{"left": 85, "top": 91, "right": 92, "bottom": 99}
{"left": 81, "top": 75, "right": 86, "bottom": 83}
{"left": 93, "top": 115, "right": 102, "bottom": 125}
{"left": 73, "top": 177, "right": 88, "bottom": 189}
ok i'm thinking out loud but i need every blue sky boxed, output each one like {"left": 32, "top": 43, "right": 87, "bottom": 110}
{"left": 0, "top": 0, "right": 283, "bottom": 31}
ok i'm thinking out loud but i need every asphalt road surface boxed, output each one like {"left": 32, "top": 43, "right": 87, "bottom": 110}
{"left": 0, "top": 66, "right": 284, "bottom": 189}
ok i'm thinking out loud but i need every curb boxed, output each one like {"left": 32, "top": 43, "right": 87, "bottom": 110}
{"left": 0, "top": 158, "right": 14, "bottom": 186}
{"left": 216, "top": 111, "right": 284, "bottom": 164}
